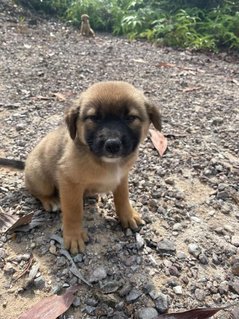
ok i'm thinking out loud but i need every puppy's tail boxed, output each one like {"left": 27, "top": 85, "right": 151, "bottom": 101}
{"left": 0, "top": 158, "right": 25, "bottom": 170}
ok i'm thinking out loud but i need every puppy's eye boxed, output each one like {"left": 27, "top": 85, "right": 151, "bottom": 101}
{"left": 84, "top": 115, "right": 99, "bottom": 122}
{"left": 125, "top": 115, "right": 139, "bottom": 123}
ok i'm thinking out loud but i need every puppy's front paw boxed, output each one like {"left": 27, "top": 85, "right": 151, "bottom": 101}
{"left": 118, "top": 209, "right": 144, "bottom": 230}
{"left": 63, "top": 228, "right": 89, "bottom": 254}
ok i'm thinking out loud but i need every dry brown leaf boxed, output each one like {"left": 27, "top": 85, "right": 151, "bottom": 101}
{"left": 157, "top": 307, "right": 223, "bottom": 319}
{"left": 149, "top": 129, "right": 168, "bottom": 157}
{"left": 0, "top": 211, "right": 34, "bottom": 233}
{"left": 5, "top": 213, "right": 34, "bottom": 233}
{"left": 18, "top": 285, "right": 80, "bottom": 319}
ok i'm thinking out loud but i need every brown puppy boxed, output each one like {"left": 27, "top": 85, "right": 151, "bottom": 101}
{"left": 1, "top": 81, "right": 161, "bottom": 254}
{"left": 80, "top": 14, "right": 95, "bottom": 38}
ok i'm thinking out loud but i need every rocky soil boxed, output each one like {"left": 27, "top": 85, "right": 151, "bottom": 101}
{"left": 0, "top": 1, "right": 239, "bottom": 319}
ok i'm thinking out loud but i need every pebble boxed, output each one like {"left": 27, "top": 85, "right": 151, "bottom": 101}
{"left": 172, "top": 223, "right": 182, "bottom": 231}
{"left": 154, "top": 293, "right": 169, "bottom": 313}
{"left": 173, "top": 286, "right": 183, "bottom": 295}
{"left": 218, "top": 281, "right": 229, "bottom": 294}
{"left": 72, "top": 296, "right": 81, "bottom": 307}
{"left": 89, "top": 266, "right": 107, "bottom": 283}
{"left": 34, "top": 276, "right": 45, "bottom": 289}
{"left": 0, "top": 248, "right": 6, "bottom": 259}
{"left": 136, "top": 307, "right": 158, "bottom": 319}
{"left": 194, "top": 288, "right": 206, "bottom": 301}
{"left": 188, "top": 243, "right": 201, "bottom": 257}
{"left": 84, "top": 305, "right": 96, "bottom": 315}
{"left": 4, "top": 263, "right": 16, "bottom": 275}
{"left": 126, "top": 289, "right": 142, "bottom": 302}
{"left": 230, "top": 279, "right": 239, "bottom": 294}
{"left": 49, "top": 245, "right": 57, "bottom": 255}
{"left": 136, "top": 233, "right": 145, "bottom": 249}
{"left": 231, "top": 236, "right": 239, "bottom": 247}
{"left": 157, "top": 239, "right": 176, "bottom": 255}
{"left": 198, "top": 253, "right": 208, "bottom": 264}
{"left": 231, "top": 261, "right": 239, "bottom": 276}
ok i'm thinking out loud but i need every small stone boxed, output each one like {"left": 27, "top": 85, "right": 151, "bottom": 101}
{"left": 49, "top": 245, "right": 57, "bottom": 255}
{"left": 218, "top": 281, "right": 229, "bottom": 294}
{"left": 34, "top": 276, "right": 45, "bottom": 289}
{"left": 0, "top": 248, "right": 6, "bottom": 259}
{"left": 188, "top": 243, "right": 201, "bottom": 258}
{"left": 198, "top": 253, "right": 208, "bottom": 265}
{"left": 231, "top": 262, "right": 239, "bottom": 276}
{"left": 149, "top": 289, "right": 160, "bottom": 300}
{"left": 217, "top": 191, "right": 229, "bottom": 200}
{"left": 157, "top": 239, "right": 176, "bottom": 255}
{"left": 136, "top": 307, "right": 158, "bottom": 319}
{"left": 113, "top": 311, "right": 128, "bottom": 319}
{"left": 84, "top": 305, "right": 96, "bottom": 315}
{"left": 72, "top": 296, "right": 81, "bottom": 307}
{"left": 16, "top": 123, "right": 26, "bottom": 131}
{"left": 173, "top": 286, "right": 182, "bottom": 295}
{"left": 4, "top": 263, "right": 16, "bottom": 275}
{"left": 85, "top": 298, "right": 98, "bottom": 307}
{"left": 169, "top": 265, "right": 180, "bottom": 277}
{"left": 89, "top": 266, "right": 107, "bottom": 283}
{"left": 224, "top": 224, "right": 234, "bottom": 233}
{"left": 165, "top": 178, "right": 174, "bottom": 185}
{"left": 177, "top": 251, "right": 187, "bottom": 260}
{"left": 231, "top": 236, "right": 239, "bottom": 247}
{"left": 126, "top": 228, "right": 133, "bottom": 236}
{"left": 136, "top": 233, "right": 145, "bottom": 249}
{"left": 212, "top": 117, "right": 223, "bottom": 125}
{"left": 173, "top": 223, "right": 182, "bottom": 231}
{"left": 154, "top": 293, "right": 169, "bottom": 313}
{"left": 229, "top": 279, "right": 239, "bottom": 294}
{"left": 73, "top": 254, "right": 84, "bottom": 263}
{"left": 126, "top": 289, "right": 142, "bottom": 302}
{"left": 195, "top": 288, "right": 206, "bottom": 301}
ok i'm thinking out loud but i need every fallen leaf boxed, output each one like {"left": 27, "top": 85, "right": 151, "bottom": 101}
{"left": 18, "top": 285, "right": 80, "bottom": 319}
{"left": 149, "top": 129, "right": 168, "bottom": 157}
{"left": 157, "top": 307, "right": 223, "bottom": 319}
{"left": 0, "top": 211, "right": 33, "bottom": 233}
{"left": 0, "top": 210, "right": 18, "bottom": 232}
{"left": 6, "top": 213, "right": 34, "bottom": 233}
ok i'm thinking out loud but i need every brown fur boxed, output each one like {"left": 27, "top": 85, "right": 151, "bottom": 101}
{"left": 79, "top": 14, "right": 95, "bottom": 38}
{"left": 17, "top": 82, "right": 161, "bottom": 254}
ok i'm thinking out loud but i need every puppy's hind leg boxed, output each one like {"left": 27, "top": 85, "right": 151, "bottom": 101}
{"left": 25, "top": 172, "right": 60, "bottom": 213}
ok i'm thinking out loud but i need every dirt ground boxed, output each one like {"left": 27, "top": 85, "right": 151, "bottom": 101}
{"left": 0, "top": 2, "right": 239, "bottom": 319}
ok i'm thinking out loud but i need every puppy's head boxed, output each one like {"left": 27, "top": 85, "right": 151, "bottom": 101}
{"left": 65, "top": 81, "right": 161, "bottom": 163}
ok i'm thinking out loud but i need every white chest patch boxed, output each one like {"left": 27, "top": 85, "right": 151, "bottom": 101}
{"left": 91, "top": 165, "right": 125, "bottom": 194}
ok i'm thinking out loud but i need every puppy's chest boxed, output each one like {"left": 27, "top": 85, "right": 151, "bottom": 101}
{"left": 89, "top": 166, "right": 124, "bottom": 193}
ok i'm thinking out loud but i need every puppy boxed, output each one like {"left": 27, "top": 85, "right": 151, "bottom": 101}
{"left": 80, "top": 14, "right": 95, "bottom": 38}
{"left": 0, "top": 81, "right": 161, "bottom": 254}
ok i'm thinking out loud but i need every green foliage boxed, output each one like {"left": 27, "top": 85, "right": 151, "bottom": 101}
{"left": 16, "top": 0, "right": 239, "bottom": 52}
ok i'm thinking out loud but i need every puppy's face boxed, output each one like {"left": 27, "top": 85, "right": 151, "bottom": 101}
{"left": 66, "top": 81, "right": 161, "bottom": 163}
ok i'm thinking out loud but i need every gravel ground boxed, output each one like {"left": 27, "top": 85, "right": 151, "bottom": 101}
{"left": 0, "top": 2, "right": 239, "bottom": 319}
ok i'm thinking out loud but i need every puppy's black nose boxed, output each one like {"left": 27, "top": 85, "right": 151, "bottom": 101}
{"left": 104, "top": 138, "right": 121, "bottom": 154}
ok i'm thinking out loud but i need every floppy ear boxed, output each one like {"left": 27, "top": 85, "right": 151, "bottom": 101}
{"left": 145, "top": 99, "right": 162, "bottom": 131}
{"left": 65, "top": 101, "right": 80, "bottom": 140}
